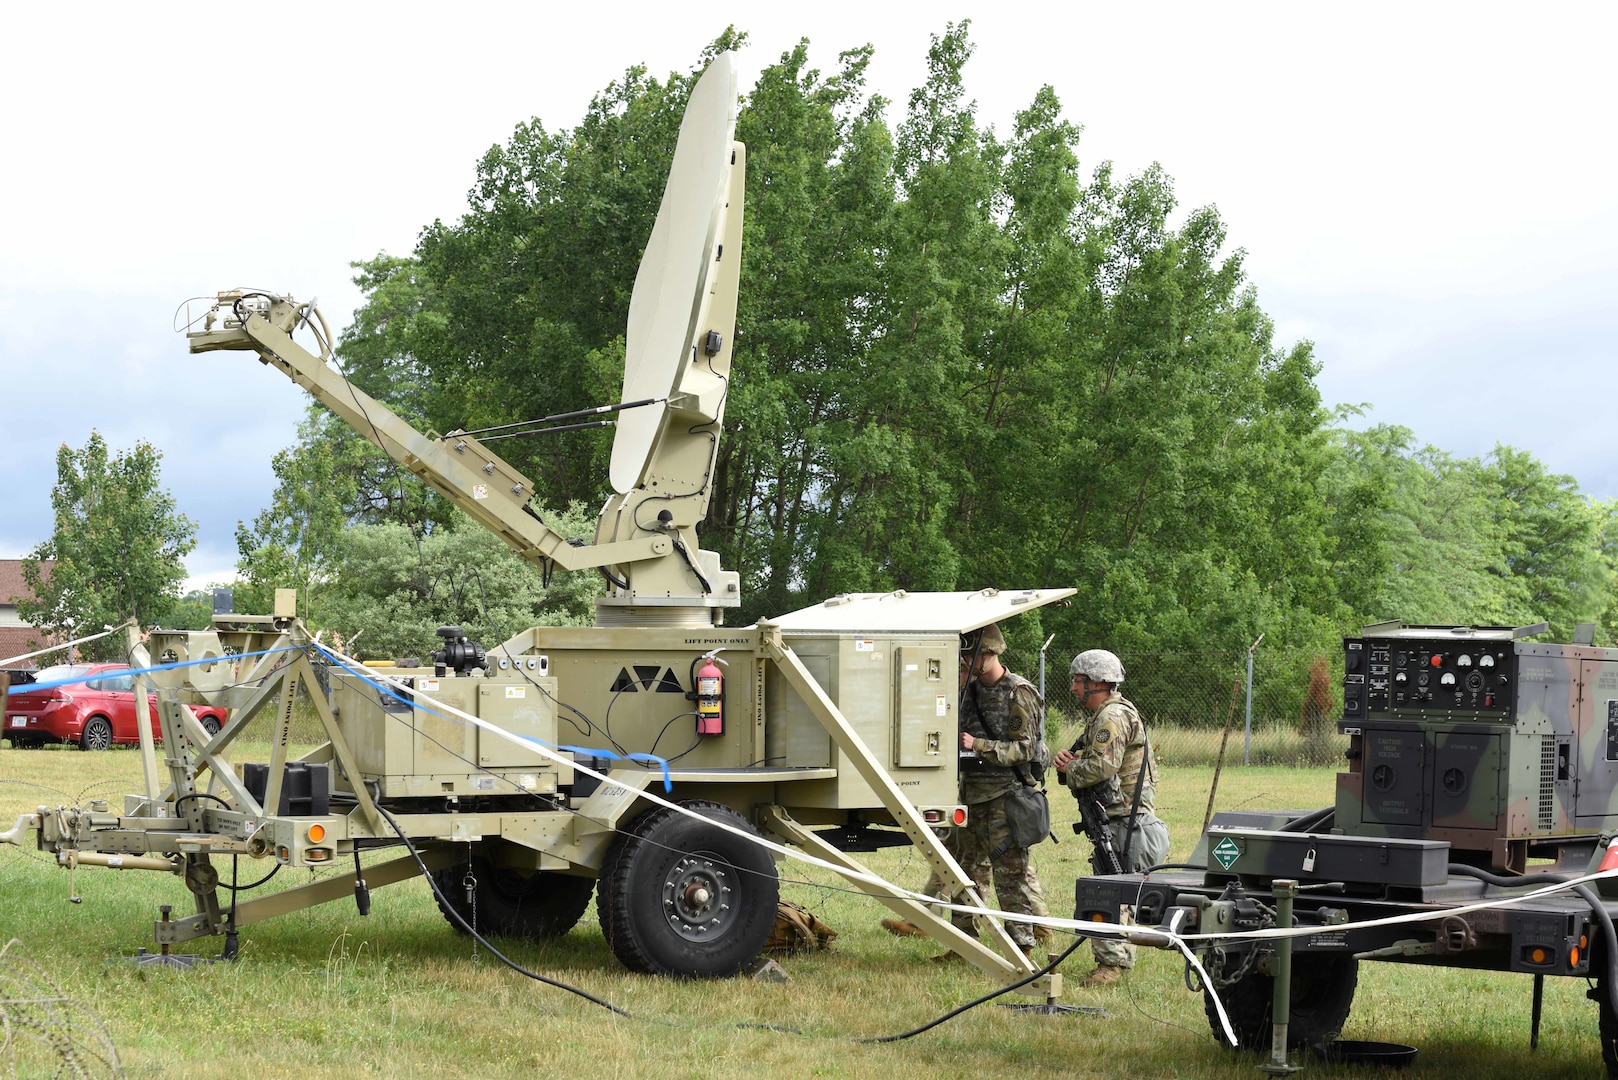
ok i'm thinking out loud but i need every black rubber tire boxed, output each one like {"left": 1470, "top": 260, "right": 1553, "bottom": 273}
{"left": 1594, "top": 971, "right": 1618, "bottom": 1077}
{"left": 79, "top": 716, "right": 113, "bottom": 752}
{"left": 1204, "top": 952, "right": 1358, "bottom": 1051}
{"left": 431, "top": 854, "right": 594, "bottom": 940}
{"left": 597, "top": 800, "right": 779, "bottom": 978}
{"left": 201, "top": 715, "right": 222, "bottom": 737}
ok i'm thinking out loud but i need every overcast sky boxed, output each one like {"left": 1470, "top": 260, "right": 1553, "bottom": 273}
{"left": 2, "top": 2, "right": 1613, "bottom": 588}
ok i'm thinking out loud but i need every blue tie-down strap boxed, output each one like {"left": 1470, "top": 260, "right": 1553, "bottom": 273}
{"left": 310, "top": 644, "right": 670, "bottom": 791}
{"left": 560, "top": 745, "right": 673, "bottom": 792}
{"left": 12, "top": 645, "right": 305, "bottom": 695}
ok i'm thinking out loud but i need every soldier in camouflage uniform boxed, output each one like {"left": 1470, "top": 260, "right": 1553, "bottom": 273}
{"left": 883, "top": 624, "right": 1051, "bottom": 954}
{"left": 951, "top": 624, "right": 1051, "bottom": 953}
{"left": 1053, "top": 648, "right": 1170, "bottom": 986}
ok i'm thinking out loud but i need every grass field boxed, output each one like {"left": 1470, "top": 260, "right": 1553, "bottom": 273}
{"left": 0, "top": 740, "right": 1608, "bottom": 1078}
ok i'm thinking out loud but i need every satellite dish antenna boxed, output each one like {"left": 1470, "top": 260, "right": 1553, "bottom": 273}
{"left": 611, "top": 52, "right": 739, "bottom": 494}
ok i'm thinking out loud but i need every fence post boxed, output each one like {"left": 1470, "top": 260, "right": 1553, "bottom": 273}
{"left": 1243, "top": 650, "right": 1253, "bottom": 765}
{"left": 1038, "top": 634, "right": 1056, "bottom": 701}
{"left": 1243, "top": 634, "right": 1264, "bottom": 766}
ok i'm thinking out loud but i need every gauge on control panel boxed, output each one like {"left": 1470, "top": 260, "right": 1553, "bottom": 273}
{"left": 1479, "top": 654, "right": 1495, "bottom": 667}
{"left": 1456, "top": 654, "right": 1472, "bottom": 667}
{"left": 1439, "top": 672, "right": 1457, "bottom": 688}
{"left": 1394, "top": 671, "right": 1408, "bottom": 684}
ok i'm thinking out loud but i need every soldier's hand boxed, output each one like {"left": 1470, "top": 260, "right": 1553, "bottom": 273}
{"left": 1052, "top": 748, "right": 1075, "bottom": 771}
{"left": 960, "top": 731, "right": 976, "bottom": 751}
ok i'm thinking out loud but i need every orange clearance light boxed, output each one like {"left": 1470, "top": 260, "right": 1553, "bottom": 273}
{"left": 952, "top": 808, "right": 967, "bottom": 826}
{"left": 307, "top": 824, "right": 326, "bottom": 843}
{"left": 1571, "top": 946, "right": 1581, "bottom": 967}
{"left": 1530, "top": 947, "right": 1548, "bottom": 964}
{"left": 1582, "top": 934, "right": 1590, "bottom": 950}
{"left": 1091, "top": 913, "right": 1107, "bottom": 922}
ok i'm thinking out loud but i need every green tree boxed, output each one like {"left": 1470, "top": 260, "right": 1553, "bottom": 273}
{"left": 21, "top": 432, "right": 196, "bottom": 660}
{"left": 1320, "top": 424, "right": 1613, "bottom": 640}
{"left": 315, "top": 503, "right": 604, "bottom": 660}
{"left": 1488, "top": 445, "right": 1610, "bottom": 638}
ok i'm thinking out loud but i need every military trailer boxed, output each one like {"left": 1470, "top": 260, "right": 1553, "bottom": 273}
{"left": 1074, "top": 621, "right": 1618, "bottom": 1072}
{"left": 0, "top": 52, "right": 1075, "bottom": 999}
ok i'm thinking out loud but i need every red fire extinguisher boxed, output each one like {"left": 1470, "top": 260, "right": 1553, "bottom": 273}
{"left": 695, "top": 652, "right": 726, "bottom": 736}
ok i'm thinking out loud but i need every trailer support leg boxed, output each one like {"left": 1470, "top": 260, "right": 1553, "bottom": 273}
{"left": 1531, "top": 972, "right": 1544, "bottom": 1050}
{"left": 1260, "top": 878, "right": 1302, "bottom": 1076}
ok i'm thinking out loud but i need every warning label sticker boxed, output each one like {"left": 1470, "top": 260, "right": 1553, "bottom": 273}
{"left": 1212, "top": 837, "right": 1241, "bottom": 870}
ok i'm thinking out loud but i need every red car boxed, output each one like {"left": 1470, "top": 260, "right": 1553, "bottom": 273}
{"left": 4, "top": 663, "right": 229, "bottom": 751}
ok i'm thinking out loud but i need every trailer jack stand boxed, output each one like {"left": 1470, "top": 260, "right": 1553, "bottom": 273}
{"left": 1258, "top": 880, "right": 1304, "bottom": 1076}
{"left": 998, "top": 1003, "right": 1106, "bottom": 1017}
{"left": 128, "top": 905, "right": 222, "bottom": 969}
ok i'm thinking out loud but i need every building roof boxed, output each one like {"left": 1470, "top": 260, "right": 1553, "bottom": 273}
{"left": 0, "top": 560, "right": 51, "bottom": 606}
{"left": 0, "top": 626, "right": 51, "bottom": 669}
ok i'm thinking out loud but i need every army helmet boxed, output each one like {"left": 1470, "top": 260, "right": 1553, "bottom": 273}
{"left": 1069, "top": 648, "right": 1125, "bottom": 684}
{"left": 963, "top": 623, "right": 1007, "bottom": 656}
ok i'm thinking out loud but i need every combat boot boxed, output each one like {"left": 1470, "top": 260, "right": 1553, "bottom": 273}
{"left": 1031, "top": 924, "right": 1053, "bottom": 944}
{"left": 880, "top": 918, "right": 927, "bottom": 938}
{"left": 1080, "top": 964, "right": 1125, "bottom": 987}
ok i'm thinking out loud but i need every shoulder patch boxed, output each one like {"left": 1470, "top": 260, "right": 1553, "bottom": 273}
{"left": 1094, "top": 728, "right": 1111, "bottom": 744}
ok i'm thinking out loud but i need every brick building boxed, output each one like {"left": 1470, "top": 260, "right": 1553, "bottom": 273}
{"left": 0, "top": 559, "right": 54, "bottom": 668}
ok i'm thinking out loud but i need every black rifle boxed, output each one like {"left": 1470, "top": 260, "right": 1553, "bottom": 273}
{"left": 1073, "top": 788, "right": 1125, "bottom": 875}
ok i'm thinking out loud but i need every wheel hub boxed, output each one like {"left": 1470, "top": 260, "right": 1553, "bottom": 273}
{"left": 663, "top": 853, "right": 733, "bottom": 941}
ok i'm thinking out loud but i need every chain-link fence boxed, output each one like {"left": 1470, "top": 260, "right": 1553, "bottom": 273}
{"left": 1018, "top": 641, "right": 1348, "bottom": 769}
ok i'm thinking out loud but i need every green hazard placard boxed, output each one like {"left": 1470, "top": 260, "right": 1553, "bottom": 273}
{"left": 1212, "top": 837, "right": 1241, "bottom": 870}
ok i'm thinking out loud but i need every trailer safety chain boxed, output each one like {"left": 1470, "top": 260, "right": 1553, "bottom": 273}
{"left": 464, "top": 861, "right": 479, "bottom": 965}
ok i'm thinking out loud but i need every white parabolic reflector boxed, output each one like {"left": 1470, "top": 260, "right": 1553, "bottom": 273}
{"left": 610, "top": 52, "right": 738, "bottom": 494}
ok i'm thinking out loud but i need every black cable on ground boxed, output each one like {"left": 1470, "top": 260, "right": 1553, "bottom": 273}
{"left": 857, "top": 937, "right": 1087, "bottom": 1043}
{"left": 371, "top": 802, "right": 639, "bottom": 1019}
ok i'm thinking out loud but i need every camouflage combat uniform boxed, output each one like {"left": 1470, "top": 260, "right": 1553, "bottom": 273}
{"left": 1064, "top": 690, "right": 1170, "bottom": 968}
{"left": 949, "top": 670, "right": 1050, "bottom": 949}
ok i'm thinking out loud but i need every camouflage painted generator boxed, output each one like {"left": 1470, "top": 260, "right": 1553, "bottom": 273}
{"left": 1073, "top": 623, "right": 1618, "bottom": 1075}
{"left": 1338, "top": 621, "right": 1618, "bottom": 873}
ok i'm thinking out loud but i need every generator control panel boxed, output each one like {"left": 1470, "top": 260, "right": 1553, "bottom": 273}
{"left": 1343, "top": 628, "right": 1517, "bottom": 721}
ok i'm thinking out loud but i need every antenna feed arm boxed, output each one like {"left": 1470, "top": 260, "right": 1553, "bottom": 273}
{"left": 186, "top": 302, "right": 673, "bottom": 577}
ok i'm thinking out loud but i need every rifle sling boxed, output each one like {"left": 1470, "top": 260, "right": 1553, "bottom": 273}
{"left": 1117, "top": 722, "right": 1151, "bottom": 863}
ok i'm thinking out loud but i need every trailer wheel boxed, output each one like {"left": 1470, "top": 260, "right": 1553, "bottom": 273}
{"left": 1204, "top": 952, "right": 1358, "bottom": 1050}
{"left": 431, "top": 855, "right": 594, "bottom": 940}
{"left": 597, "top": 801, "right": 778, "bottom": 978}
{"left": 1594, "top": 971, "right": 1618, "bottom": 1077}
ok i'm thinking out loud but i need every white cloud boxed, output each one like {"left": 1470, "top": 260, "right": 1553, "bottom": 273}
{"left": 2, "top": 0, "right": 1614, "bottom": 588}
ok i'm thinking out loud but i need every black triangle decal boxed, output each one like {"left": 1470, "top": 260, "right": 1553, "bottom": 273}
{"left": 610, "top": 668, "right": 636, "bottom": 693}
{"left": 633, "top": 665, "right": 661, "bottom": 688}
{"left": 656, "top": 668, "right": 685, "bottom": 693}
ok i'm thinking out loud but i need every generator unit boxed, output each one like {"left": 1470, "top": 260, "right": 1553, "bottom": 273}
{"left": 1338, "top": 622, "right": 1614, "bottom": 872}
{"left": 1072, "top": 622, "right": 1618, "bottom": 1074}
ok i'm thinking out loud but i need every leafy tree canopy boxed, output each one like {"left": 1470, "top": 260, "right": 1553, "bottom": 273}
{"left": 22, "top": 432, "right": 196, "bottom": 661}
{"left": 235, "top": 22, "right": 1618, "bottom": 702}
